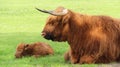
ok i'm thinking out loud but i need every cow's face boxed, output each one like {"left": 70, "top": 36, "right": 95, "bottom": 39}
{"left": 37, "top": 7, "right": 71, "bottom": 42}
{"left": 15, "top": 44, "right": 29, "bottom": 58}
{"left": 41, "top": 12, "right": 71, "bottom": 41}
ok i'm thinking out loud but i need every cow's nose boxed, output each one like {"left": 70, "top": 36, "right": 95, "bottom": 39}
{"left": 41, "top": 32, "right": 46, "bottom": 37}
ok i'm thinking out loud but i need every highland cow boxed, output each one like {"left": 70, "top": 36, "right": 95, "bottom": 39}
{"left": 36, "top": 7, "right": 120, "bottom": 64}
{"left": 15, "top": 42, "right": 54, "bottom": 58}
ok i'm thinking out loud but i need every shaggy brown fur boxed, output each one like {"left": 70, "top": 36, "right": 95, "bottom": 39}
{"left": 41, "top": 7, "right": 120, "bottom": 64}
{"left": 15, "top": 42, "right": 54, "bottom": 58}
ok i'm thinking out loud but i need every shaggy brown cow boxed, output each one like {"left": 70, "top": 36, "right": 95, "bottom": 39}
{"left": 36, "top": 7, "right": 120, "bottom": 64}
{"left": 15, "top": 42, "right": 54, "bottom": 58}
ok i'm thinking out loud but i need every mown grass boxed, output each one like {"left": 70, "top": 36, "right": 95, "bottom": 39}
{"left": 0, "top": 0, "right": 120, "bottom": 67}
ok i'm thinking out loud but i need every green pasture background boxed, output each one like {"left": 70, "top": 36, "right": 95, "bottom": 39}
{"left": 0, "top": 0, "right": 120, "bottom": 67}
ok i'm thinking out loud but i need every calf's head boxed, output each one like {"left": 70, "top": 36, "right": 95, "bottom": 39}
{"left": 15, "top": 43, "right": 30, "bottom": 58}
{"left": 36, "top": 7, "right": 71, "bottom": 41}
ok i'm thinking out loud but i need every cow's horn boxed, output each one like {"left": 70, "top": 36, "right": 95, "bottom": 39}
{"left": 35, "top": 8, "right": 52, "bottom": 13}
{"left": 35, "top": 8, "right": 68, "bottom": 16}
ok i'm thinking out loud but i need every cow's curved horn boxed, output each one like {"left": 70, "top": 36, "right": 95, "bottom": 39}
{"left": 35, "top": 8, "right": 68, "bottom": 16}
{"left": 35, "top": 8, "right": 53, "bottom": 14}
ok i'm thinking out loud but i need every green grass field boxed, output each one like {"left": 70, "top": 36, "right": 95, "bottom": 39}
{"left": 0, "top": 0, "right": 120, "bottom": 67}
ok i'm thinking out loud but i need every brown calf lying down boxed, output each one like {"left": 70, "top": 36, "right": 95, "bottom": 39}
{"left": 15, "top": 42, "right": 54, "bottom": 58}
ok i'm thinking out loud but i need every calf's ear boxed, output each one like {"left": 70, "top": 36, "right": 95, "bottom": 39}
{"left": 24, "top": 44, "right": 29, "bottom": 50}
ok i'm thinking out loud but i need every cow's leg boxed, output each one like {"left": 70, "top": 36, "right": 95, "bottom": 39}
{"left": 69, "top": 50, "right": 80, "bottom": 64}
{"left": 79, "top": 55, "right": 96, "bottom": 64}
{"left": 64, "top": 50, "right": 70, "bottom": 62}
{"left": 78, "top": 38, "right": 106, "bottom": 64}
{"left": 70, "top": 54, "right": 78, "bottom": 64}
{"left": 64, "top": 49, "right": 78, "bottom": 64}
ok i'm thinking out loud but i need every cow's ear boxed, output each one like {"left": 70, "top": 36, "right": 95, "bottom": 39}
{"left": 62, "top": 14, "right": 70, "bottom": 23}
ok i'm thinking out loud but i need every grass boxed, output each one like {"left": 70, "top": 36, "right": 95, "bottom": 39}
{"left": 0, "top": 0, "right": 120, "bottom": 67}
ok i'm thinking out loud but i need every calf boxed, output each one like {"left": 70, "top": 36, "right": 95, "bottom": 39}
{"left": 15, "top": 42, "right": 54, "bottom": 58}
